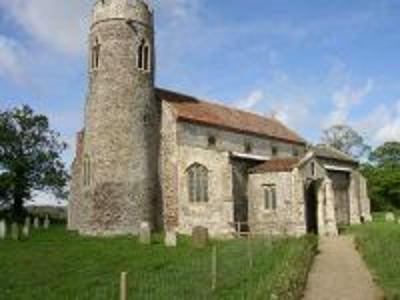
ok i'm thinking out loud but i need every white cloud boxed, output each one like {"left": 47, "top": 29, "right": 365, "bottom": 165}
{"left": 0, "top": 0, "right": 91, "bottom": 55}
{"left": 235, "top": 83, "right": 315, "bottom": 136}
{"left": 269, "top": 95, "right": 313, "bottom": 130}
{"left": 324, "top": 78, "right": 374, "bottom": 127}
{"left": 235, "top": 90, "right": 264, "bottom": 110}
{"left": 154, "top": 0, "right": 199, "bottom": 21}
{"left": 0, "top": 35, "right": 26, "bottom": 81}
{"left": 355, "top": 100, "right": 400, "bottom": 144}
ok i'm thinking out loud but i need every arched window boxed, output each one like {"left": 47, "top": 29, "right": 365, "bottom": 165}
{"left": 187, "top": 163, "right": 209, "bottom": 203}
{"left": 91, "top": 38, "right": 101, "bottom": 69}
{"left": 137, "top": 39, "right": 151, "bottom": 72}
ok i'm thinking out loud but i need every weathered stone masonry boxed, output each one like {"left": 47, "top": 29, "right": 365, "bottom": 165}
{"left": 69, "top": 0, "right": 372, "bottom": 238}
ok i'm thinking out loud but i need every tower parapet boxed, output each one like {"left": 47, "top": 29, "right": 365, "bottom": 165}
{"left": 92, "top": 0, "right": 153, "bottom": 27}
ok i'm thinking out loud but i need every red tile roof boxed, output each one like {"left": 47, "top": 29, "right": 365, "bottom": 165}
{"left": 156, "top": 88, "right": 306, "bottom": 145}
{"left": 250, "top": 158, "right": 300, "bottom": 173}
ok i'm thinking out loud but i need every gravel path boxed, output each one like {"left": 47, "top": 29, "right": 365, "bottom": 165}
{"left": 303, "top": 236, "right": 384, "bottom": 300}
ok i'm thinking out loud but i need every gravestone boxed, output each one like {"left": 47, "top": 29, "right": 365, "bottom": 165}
{"left": 165, "top": 230, "right": 177, "bottom": 247}
{"left": 139, "top": 222, "right": 151, "bottom": 245}
{"left": 22, "top": 222, "right": 30, "bottom": 238}
{"left": 0, "top": 220, "right": 6, "bottom": 239}
{"left": 33, "top": 217, "right": 40, "bottom": 229}
{"left": 44, "top": 215, "right": 50, "bottom": 230}
{"left": 385, "top": 212, "right": 395, "bottom": 222}
{"left": 192, "top": 226, "right": 209, "bottom": 248}
{"left": 25, "top": 216, "right": 31, "bottom": 228}
{"left": 11, "top": 223, "right": 19, "bottom": 240}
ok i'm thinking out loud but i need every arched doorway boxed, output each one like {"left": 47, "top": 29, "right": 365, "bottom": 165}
{"left": 305, "top": 181, "right": 318, "bottom": 234}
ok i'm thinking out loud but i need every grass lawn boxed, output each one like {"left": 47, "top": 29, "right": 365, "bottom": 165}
{"left": 351, "top": 217, "right": 400, "bottom": 299}
{"left": 0, "top": 225, "right": 317, "bottom": 300}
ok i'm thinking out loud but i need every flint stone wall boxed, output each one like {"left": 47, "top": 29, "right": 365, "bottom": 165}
{"left": 248, "top": 171, "right": 306, "bottom": 236}
{"left": 177, "top": 145, "right": 234, "bottom": 237}
{"left": 160, "top": 102, "right": 178, "bottom": 231}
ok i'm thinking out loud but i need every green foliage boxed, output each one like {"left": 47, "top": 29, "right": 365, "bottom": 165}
{"left": 321, "top": 124, "right": 370, "bottom": 158}
{"left": 362, "top": 142, "right": 400, "bottom": 211}
{"left": 0, "top": 226, "right": 317, "bottom": 300}
{"left": 369, "top": 141, "right": 400, "bottom": 168}
{"left": 352, "top": 221, "right": 400, "bottom": 299}
{"left": 0, "top": 105, "right": 69, "bottom": 222}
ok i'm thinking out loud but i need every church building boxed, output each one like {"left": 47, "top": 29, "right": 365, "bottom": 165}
{"left": 68, "top": 0, "right": 372, "bottom": 237}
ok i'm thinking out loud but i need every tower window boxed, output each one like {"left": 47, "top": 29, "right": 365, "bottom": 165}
{"left": 91, "top": 38, "right": 101, "bottom": 69}
{"left": 187, "top": 163, "right": 209, "bottom": 203}
{"left": 138, "top": 39, "right": 151, "bottom": 72}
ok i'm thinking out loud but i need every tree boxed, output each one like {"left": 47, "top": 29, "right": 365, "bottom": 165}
{"left": 0, "top": 105, "right": 69, "bottom": 223}
{"left": 369, "top": 141, "right": 400, "bottom": 168}
{"left": 321, "top": 124, "right": 370, "bottom": 158}
{"left": 361, "top": 142, "right": 400, "bottom": 211}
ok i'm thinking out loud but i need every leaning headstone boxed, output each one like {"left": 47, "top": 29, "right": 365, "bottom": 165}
{"left": 192, "top": 226, "right": 209, "bottom": 248}
{"left": 44, "top": 215, "right": 50, "bottom": 230}
{"left": 0, "top": 220, "right": 6, "bottom": 239}
{"left": 11, "top": 223, "right": 19, "bottom": 241}
{"left": 33, "top": 217, "right": 40, "bottom": 229}
{"left": 139, "top": 222, "right": 151, "bottom": 245}
{"left": 165, "top": 230, "right": 177, "bottom": 247}
{"left": 385, "top": 212, "right": 395, "bottom": 222}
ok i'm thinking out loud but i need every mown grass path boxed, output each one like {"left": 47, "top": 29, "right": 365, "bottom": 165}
{"left": 303, "top": 236, "right": 383, "bottom": 300}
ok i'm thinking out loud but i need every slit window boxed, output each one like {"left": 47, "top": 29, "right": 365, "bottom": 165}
{"left": 264, "top": 184, "right": 277, "bottom": 210}
{"left": 83, "top": 156, "right": 91, "bottom": 186}
{"left": 91, "top": 38, "right": 101, "bottom": 69}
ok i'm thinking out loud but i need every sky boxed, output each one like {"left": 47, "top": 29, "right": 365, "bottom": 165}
{"left": 0, "top": 0, "right": 400, "bottom": 171}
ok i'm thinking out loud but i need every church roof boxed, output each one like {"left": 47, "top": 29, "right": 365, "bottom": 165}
{"left": 156, "top": 88, "right": 306, "bottom": 145}
{"left": 249, "top": 158, "right": 300, "bottom": 173}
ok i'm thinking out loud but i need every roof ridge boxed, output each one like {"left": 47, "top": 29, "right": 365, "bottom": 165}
{"left": 156, "top": 87, "right": 306, "bottom": 145}
{"left": 157, "top": 87, "right": 273, "bottom": 120}
{"left": 313, "top": 144, "right": 357, "bottom": 162}
{"left": 156, "top": 87, "right": 305, "bottom": 142}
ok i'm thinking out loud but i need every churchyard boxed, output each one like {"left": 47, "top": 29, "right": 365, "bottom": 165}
{"left": 0, "top": 223, "right": 317, "bottom": 300}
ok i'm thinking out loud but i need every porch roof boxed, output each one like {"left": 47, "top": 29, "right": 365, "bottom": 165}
{"left": 249, "top": 158, "right": 300, "bottom": 173}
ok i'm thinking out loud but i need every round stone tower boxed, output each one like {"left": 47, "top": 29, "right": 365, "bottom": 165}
{"left": 82, "top": 0, "right": 160, "bottom": 235}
